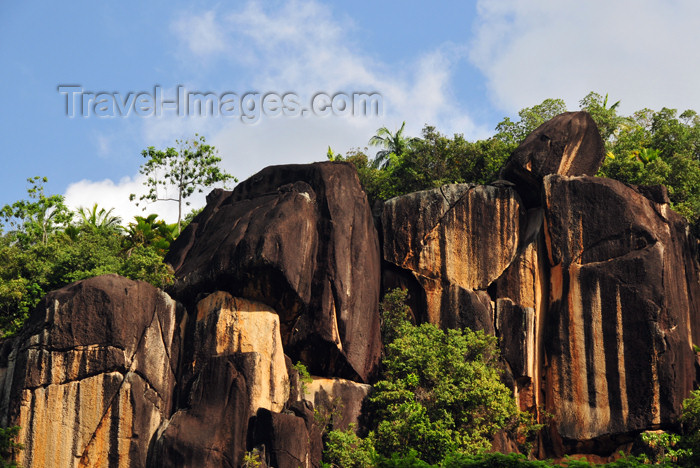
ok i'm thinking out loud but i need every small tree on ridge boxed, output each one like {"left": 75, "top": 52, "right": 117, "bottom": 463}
{"left": 130, "top": 134, "right": 235, "bottom": 233}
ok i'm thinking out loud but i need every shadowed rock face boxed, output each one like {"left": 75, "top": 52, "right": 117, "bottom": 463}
{"left": 0, "top": 275, "right": 180, "bottom": 468}
{"left": 542, "top": 175, "right": 700, "bottom": 446}
{"left": 147, "top": 356, "right": 250, "bottom": 468}
{"left": 500, "top": 111, "right": 605, "bottom": 208}
{"left": 382, "top": 184, "right": 524, "bottom": 332}
{"left": 248, "top": 402, "right": 323, "bottom": 468}
{"left": 166, "top": 162, "right": 381, "bottom": 383}
{"left": 302, "top": 377, "right": 372, "bottom": 432}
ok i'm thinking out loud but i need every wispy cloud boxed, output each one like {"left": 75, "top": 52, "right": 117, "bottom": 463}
{"left": 171, "top": 10, "right": 227, "bottom": 58}
{"left": 67, "top": 0, "right": 486, "bottom": 223}
{"left": 470, "top": 0, "right": 700, "bottom": 115}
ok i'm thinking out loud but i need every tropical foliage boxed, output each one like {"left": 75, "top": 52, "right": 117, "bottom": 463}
{"left": 323, "top": 289, "right": 528, "bottom": 466}
{"left": 330, "top": 92, "right": 700, "bottom": 236}
{"left": 130, "top": 134, "right": 235, "bottom": 233}
{"left": 0, "top": 179, "right": 174, "bottom": 336}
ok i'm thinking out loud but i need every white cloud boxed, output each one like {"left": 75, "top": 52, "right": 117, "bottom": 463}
{"left": 469, "top": 0, "right": 700, "bottom": 116}
{"left": 171, "top": 10, "right": 226, "bottom": 58}
{"left": 169, "top": 0, "right": 484, "bottom": 136}
{"left": 64, "top": 174, "right": 211, "bottom": 226}
{"left": 66, "top": 0, "right": 489, "bottom": 218}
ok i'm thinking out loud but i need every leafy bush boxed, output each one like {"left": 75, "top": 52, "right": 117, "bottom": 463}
{"left": 368, "top": 289, "right": 521, "bottom": 465}
{"left": 0, "top": 179, "right": 175, "bottom": 335}
{"left": 323, "top": 425, "right": 377, "bottom": 468}
{"left": 294, "top": 361, "right": 313, "bottom": 399}
{"left": 0, "top": 425, "right": 22, "bottom": 468}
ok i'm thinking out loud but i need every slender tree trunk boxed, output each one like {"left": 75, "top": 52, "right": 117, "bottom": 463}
{"left": 177, "top": 171, "right": 183, "bottom": 235}
{"left": 177, "top": 191, "right": 182, "bottom": 235}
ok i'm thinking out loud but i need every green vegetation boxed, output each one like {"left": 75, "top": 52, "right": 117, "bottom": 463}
{"left": 0, "top": 179, "right": 175, "bottom": 335}
{"left": 242, "top": 449, "right": 263, "bottom": 468}
{"left": 589, "top": 95, "right": 700, "bottom": 235}
{"left": 130, "top": 134, "right": 235, "bottom": 233}
{"left": 0, "top": 425, "right": 21, "bottom": 468}
{"left": 323, "top": 289, "right": 533, "bottom": 466}
{"left": 294, "top": 361, "right": 313, "bottom": 398}
{"left": 0, "top": 137, "right": 236, "bottom": 336}
{"left": 331, "top": 128, "right": 515, "bottom": 206}
{"left": 494, "top": 98, "right": 568, "bottom": 145}
{"left": 323, "top": 425, "right": 377, "bottom": 468}
{"left": 330, "top": 92, "right": 700, "bottom": 238}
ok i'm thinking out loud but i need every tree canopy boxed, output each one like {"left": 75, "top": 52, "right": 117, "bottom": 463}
{"left": 0, "top": 179, "right": 174, "bottom": 336}
{"left": 330, "top": 91, "right": 700, "bottom": 237}
{"left": 130, "top": 134, "right": 235, "bottom": 233}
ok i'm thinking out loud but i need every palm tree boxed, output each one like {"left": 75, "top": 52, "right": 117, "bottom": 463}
{"left": 124, "top": 214, "right": 176, "bottom": 257}
{"left": 368, "top": 121, "right": 416, "bottom": 169}
{"left": 77, "top": 203, "right": 122, "bottom": 233}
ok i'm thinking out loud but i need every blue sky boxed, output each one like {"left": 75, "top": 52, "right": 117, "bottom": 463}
{"left": 2, "top": 0, "right": 700, "bottom": 224}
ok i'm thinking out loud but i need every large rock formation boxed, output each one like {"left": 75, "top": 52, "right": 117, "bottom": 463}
{"left": 500, "top": 111, "right": 605, "bottom": 207}
{"left": 149, "top": 291, "right": 319, "bottom": 468}
{"left": 147, "top": 355, "right": 250, "bottom": 467}
{"left": 0, "top": 275, "right": 180, "bottom": 468}
{"left": 166, "top": 162, "right": 382, "bottom": 383}
{"left": 492, "top": 233, "right": 549, "bottom": 414}
{"left": 542, "top": 175, "right": 700, "bottom": 453}
{"left": 382, "top": 184, "right": 524, "bottom": 332}
{"left": 190, "top": 292, "right": 289, "bottom": 413}
{"left": 248, "top": 402, "right": 323, "bottom": 468}
{"left": 2, "top": 112, "right": 699, "bottom": 465}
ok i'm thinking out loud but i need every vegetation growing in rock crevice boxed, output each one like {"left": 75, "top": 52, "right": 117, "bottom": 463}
{"left": 323, "top": 289, "right": 537, "bottom": 466}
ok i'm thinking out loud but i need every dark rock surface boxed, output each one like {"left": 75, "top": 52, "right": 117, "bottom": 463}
{"left": 0, "top": 274, "right": 180, "bottom": 468}
{"left": 500, "top": 111, "right": 605, "bottom": 208}
{"left": 248, "top": 402, "right": 322, "bottom": 468}
{"left": 148, "top": 356, "right": 249, "bottom": 468}
{"left": 166, "top": 162, "right": 381, "bottom": 383}
{"left": 381, "top": 183, "right": 523, "bottom": 332}
{"left": 542, "top": 175, "right": 700, "bottom": 450}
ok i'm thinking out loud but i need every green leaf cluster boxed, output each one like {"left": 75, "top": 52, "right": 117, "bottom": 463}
{"left": 0, "top": 178, "right": 175, "bottom": 336}
{"left": 130, "top": 134, "right": 235, "bottom": 232}
{"left": 369, "top": 322, "right": 519, "bottom": 463}
{"left": 323, "top": 425, "right": 377, "bottom": 468}
{"left": 330, "top": 128, "right": 514, "bottom": 206}
{"left": 322, "top": 289, "right": 524, "bottom": 466}
{"left": 594, "top": 104, "right": 700, "bottom": 234}
{"left": 0, "top": 425, "right": 22, "bottom": 468}
{"left": 494, "top": 99, "right": 568, "bottom": 145}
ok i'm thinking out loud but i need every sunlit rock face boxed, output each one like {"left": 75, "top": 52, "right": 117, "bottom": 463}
{"left": 542, "top": 175, "right": 700, "bottom": 446}
{"left": 491, "top": 233, "right": 549, "bottom": 414}
{"left": 301, "top": 376, "right": 372, "bottom": 431}
{"left": 0, "top": 275, "right": 179, "bottom": 468}
{"left": 191, "top": 291, "right": 289, "bottom": 414}
{"left": 166, "top": 162, "right": 382, "bottom": 383}
{"left": 500, "top": 111, "right": 605, "bottom": 208}
{"left": 382, "top": 184, "right": 524, "bottom": 332}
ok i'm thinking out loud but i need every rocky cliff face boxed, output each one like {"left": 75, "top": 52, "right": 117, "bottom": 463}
{"left": 0, "top": 275, "right": 180, "bottom": 468}
{"left": 1, "top": 112, "right": 699, "bottom": 466}
{"left": 542, "top": 175, "right": 700, "bottom": 453}
{"left": 166, "top": 162, "right": 382, "bottom": 383}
